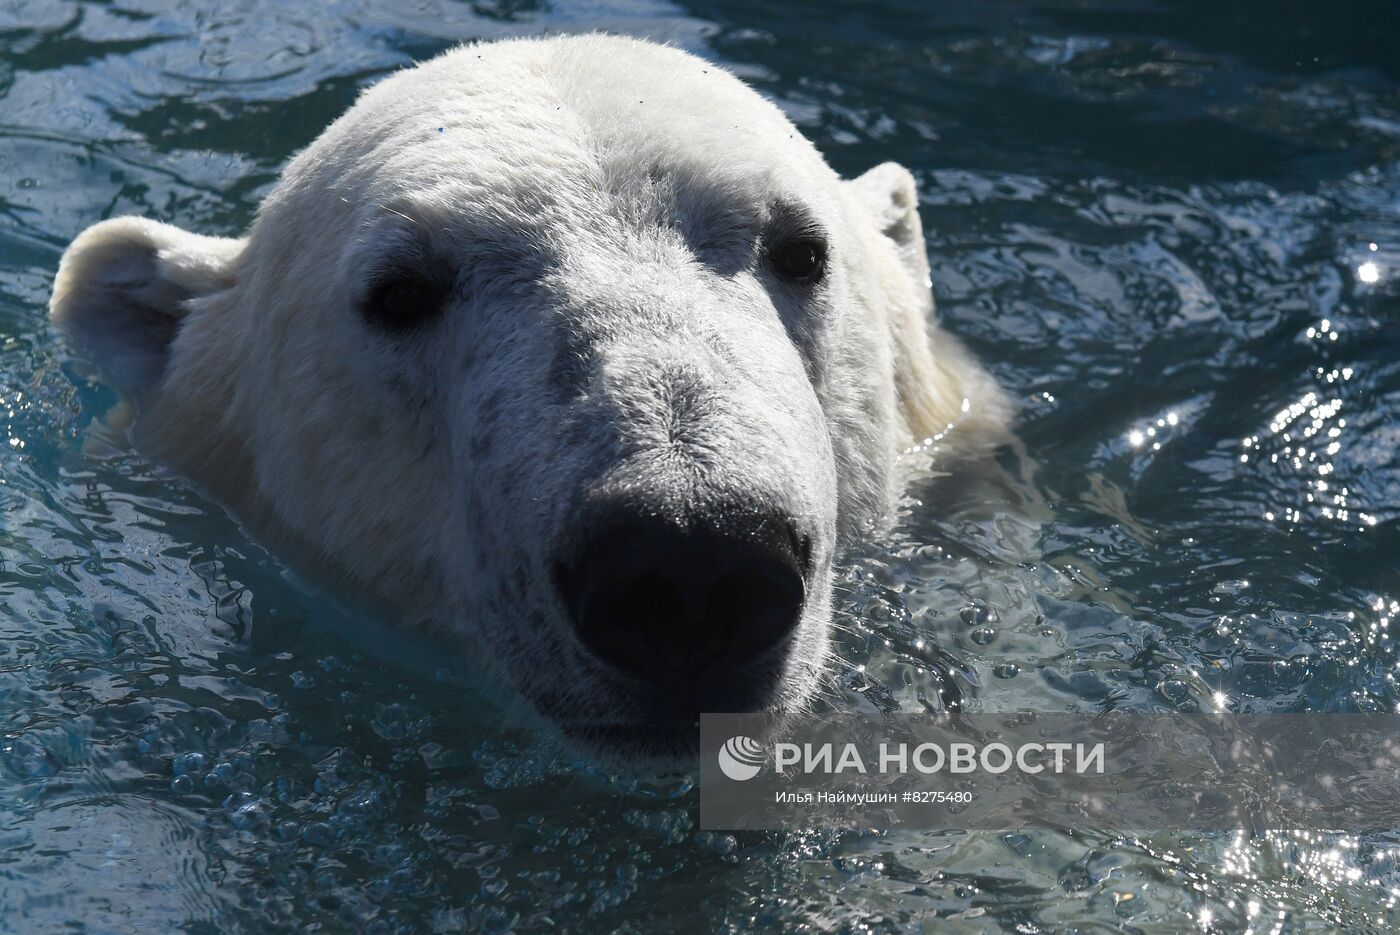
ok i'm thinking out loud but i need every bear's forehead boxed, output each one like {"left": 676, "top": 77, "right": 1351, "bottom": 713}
{"left": 274, "top": 37, "right": 830, "bottom": 223}
{"left": 247, "top": 36, "right": 845, "bottom": 297}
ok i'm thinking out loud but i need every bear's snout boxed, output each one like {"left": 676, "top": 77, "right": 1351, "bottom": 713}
{"left": 555, "top": 502, "right": 811, "bottom": 696}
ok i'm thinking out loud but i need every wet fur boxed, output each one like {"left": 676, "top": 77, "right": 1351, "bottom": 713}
{"left": 51, "top": 35, "right": 1010, "bottom": 747}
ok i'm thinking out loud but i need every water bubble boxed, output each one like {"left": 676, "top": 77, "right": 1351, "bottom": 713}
{"left": 173, "top": 751, "right": 207, "bottom": 776}
{"left": 1156, "top": 679, "right": 1191, "bottom": 704}
{"left": 623, "top": 773, "right": 694, "bottom": 800}
{"left": 970, "top": 627, "right": 998, "bottom": 646}
{"left": 222, "top": 791, "right": 256, "bottom": 811}
{"left": 2, "top": 736, "right": 60, "bottom": 779}
{"left": 1002, "top": 832, "right": 1033, "bottom": 856}
{"left": 302, "top": 822, "right": 336, "bottom": 847}
{"left": 372, "top": 843, "right": 409, "bottom": 868}
{"left": 371, "top": 703, "right": 428, "bottom": 742}
{"left": 245, "top": 718, "right": 274, "bottom": 744}
{"left": 864, "top": 599, "right": 895, "bottom": 623}
{"left": 623, "top": 808, "right": 693, "bottom": 844}
{"left": 993, "top": 663, "right": 1020, "bottom": 679}
{"left": 384, "top": 867, "right": 416, "bottom": 895}
{"left": 339, "top": 786, "right": 384, "bottom": 818}
{"left": 960, "top": 601, "right": 999, "bottom": 627}
{"left": 232, "top": 800, "right": 270, "bottom": 831}
{"left": 692, "top": 831, "right": 737, "bottom": 855}
{"left": 912, "top": 544, "right": 945, "bottom": 569}
{"left": 481, "top": 908, "right": 520, "bottom": 935}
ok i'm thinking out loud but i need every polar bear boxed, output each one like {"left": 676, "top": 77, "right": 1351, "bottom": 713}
{"left": 51, "top": 35, "right": 1008, "bottom": 756}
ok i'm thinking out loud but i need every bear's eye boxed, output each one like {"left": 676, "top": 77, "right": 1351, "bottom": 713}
{"left": 362, "top": 274, "right": 448, "bottom": 332}
{"left": 767, "top": 236, "right": 828, "bottom": 282}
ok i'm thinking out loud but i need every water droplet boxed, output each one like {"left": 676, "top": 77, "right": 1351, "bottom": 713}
{"left": 302, "top": 821, "right": 335, "bottom": 846}
{"left": 232, "top": 800, "right": 270, "bottom": 831}
{"left": 913, "top": 544, "right": 944, "bottom": 568}
{"left": 970, "top": 627, "right": 997, "bottom": 646}
{"left": 173, "top": 751, "right": 207, "bottom": 776}
{"left": 1002, "top": 832, "right": 1033, "bottom": 856}
{"left": 993, "top": 663, "right": 1020, "bottom": 679}
{"left": 481, "top": 908, "right": 520, "bottom": 935}
{"left": 1156, "top": 679, "right": 1190, "bottom": 704}
{"left": 960, "top": 601, "right": 998, "bottom": 627}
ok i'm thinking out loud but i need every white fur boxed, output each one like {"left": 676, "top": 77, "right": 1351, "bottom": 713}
{"left": 51, "top": 35, "right": 1009, "bottom": 747}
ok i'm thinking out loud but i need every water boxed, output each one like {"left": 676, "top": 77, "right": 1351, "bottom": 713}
{"left": 2, "top": 0, "right": 1399, "bottom": 930}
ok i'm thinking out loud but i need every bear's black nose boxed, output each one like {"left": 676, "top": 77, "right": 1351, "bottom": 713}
{"left": 556, "top": 506, "right": 810, "bottom": 681}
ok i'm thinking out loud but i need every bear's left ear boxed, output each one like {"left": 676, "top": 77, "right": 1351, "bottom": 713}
{"left": 846, "top": 162, "right": 932, "bottom": 312}
{"left": 51, "top": 216, "right": 242, "bottom": 403}
{"left": 847, "top": 162, "right": 1012, "bottom": 443}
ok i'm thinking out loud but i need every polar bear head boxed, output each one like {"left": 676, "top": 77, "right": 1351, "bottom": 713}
{"left": 51, "top": 36, "right": 1007, "bottom": 757}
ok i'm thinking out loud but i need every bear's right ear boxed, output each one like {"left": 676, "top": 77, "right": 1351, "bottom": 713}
{"left": 50, "top": 216, "right": 242, "bottom": 403}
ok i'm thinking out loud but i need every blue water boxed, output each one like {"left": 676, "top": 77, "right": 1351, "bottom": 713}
{"left": 2, "top": 1, "right": 1399, "bottom": 931}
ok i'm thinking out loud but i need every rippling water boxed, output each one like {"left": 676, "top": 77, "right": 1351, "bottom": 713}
{"left": 3, "top": 1, "right": 1399, "bottom": 931}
